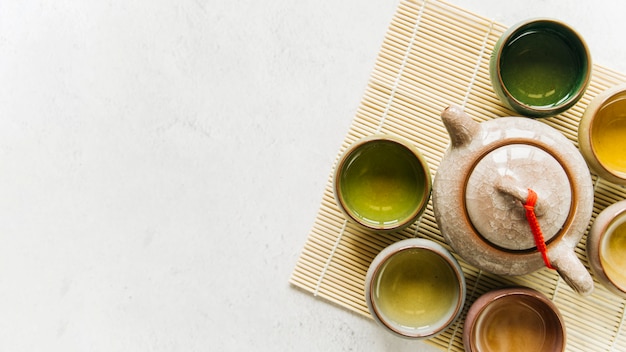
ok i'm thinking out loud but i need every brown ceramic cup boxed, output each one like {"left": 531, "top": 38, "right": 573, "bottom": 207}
{"left": 463, "top": 287, "right": 565, "bottom": 352}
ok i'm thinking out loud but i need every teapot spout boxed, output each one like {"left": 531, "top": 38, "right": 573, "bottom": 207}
{"left": 441, "top": 105, "right": 480, "bottom": 148}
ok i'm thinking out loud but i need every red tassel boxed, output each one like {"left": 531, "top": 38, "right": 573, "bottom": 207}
{"left": 524, "top": 189, "right": 555, "bottom": 270}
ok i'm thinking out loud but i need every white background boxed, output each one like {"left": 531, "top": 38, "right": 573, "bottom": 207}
{"left": 1, "top": 0, "right": 626, "bottom": 351}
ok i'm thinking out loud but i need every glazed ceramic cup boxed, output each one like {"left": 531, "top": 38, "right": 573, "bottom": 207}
{"left": 490, "top": 18, "right": 591, "bottom": 118}
{"left": 463, "top": 287, "right": 565, "bottom": 352}
{"left": 333, "top": 134, "right": 432, "bottom": 232}
{"left": 587, "top": 200, "right": 626, "bottom": 297}
{"left": 579, "top": 84, "right": 626, "bottom": 185}
{"left": 365, "top": 238, "right": 466, "bottom": 339}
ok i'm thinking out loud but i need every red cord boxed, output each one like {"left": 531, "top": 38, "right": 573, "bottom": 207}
{"left": 524, "top": 189, "right": 555, "bottom": 270}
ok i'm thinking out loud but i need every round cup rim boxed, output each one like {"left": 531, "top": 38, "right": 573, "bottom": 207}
{"left": 584, "top": 86, "right": 626, "bottom": 182}
{"left": 365, "top": 238, "right": 466, "bottom": 339}
{"left": 333, "top": 134, "right": 432, "bottom": 232}
{"left": 493, "top": 17, "right": 591, "bottom": 115}
{"left": 463, "top": 287, "right": 566, "bottom": 351}
{"left": 592, "top": 201, "right": 626, "bottom": 294}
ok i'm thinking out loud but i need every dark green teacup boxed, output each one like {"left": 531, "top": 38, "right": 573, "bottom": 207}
{"left": 490, "top": 18, "right": 591, "bottom": 118}
{"left": 333, "top": 135, "right": 431, "bottom": 232}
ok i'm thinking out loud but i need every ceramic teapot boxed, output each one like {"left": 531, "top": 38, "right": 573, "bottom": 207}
{"left": 433, "top": 105, "right": 594, "bottom": 295}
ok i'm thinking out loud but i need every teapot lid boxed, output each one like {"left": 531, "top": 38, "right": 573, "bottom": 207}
{"left": 465, "top": 143, "right": 572, "bottom": 250}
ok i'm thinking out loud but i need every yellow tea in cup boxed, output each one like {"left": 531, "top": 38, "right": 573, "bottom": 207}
{"left": 600, "top": 214, "right": 626, "bottom": 291}
{"left": 579, "top": 84, "right": 626, "bottom": 185}
{"left": 587, "top": 200, "right": 626, "bottom": 297}
{"left": 590, "top": 93, "right": 626, "bottom": 178}
{"left": 372, "top": 248, "right": 459, "bottom": 329}
{"left": 365, "top": 239, "right": 465, "bottom": 339}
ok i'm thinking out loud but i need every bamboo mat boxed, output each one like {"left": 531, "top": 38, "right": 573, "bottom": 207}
{"left": 289, "top": 0, "right": 626, "bottom": 350}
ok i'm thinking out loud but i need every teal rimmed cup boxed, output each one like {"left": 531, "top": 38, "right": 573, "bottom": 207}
{"left": 333, "top": 135, "right": 432, "bottom": 232}
{"left": 490, "top": 18, "right": 591, "bottom": 118}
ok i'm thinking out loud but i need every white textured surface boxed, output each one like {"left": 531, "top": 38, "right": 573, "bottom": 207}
{"left": 1, "top": 1, "right": 626, "bottom": 351}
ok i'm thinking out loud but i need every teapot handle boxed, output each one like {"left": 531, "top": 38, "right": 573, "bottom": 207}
{"left": 549, "top": 245, "right": 594, "bottom": 296}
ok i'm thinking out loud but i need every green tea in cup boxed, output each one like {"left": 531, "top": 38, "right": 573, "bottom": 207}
{"left": 490, "top": 18, "right": 591, "bottom": 117}
{"left": 365, "top": 239, "right": 466, "bottom": 339}
{"left": 334, "top": 135, "right": 431, "bottom": 232}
